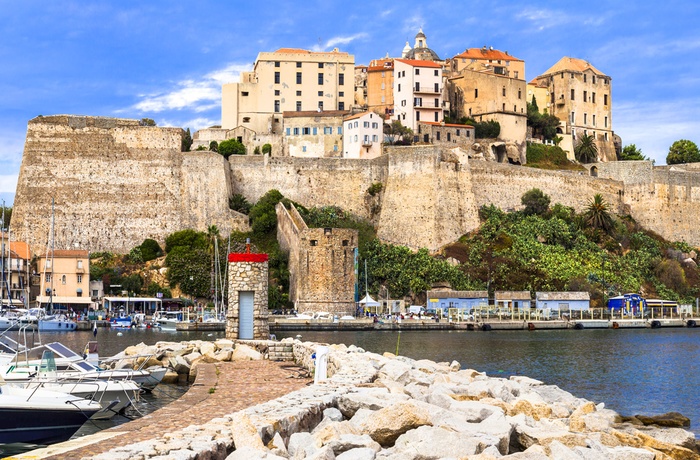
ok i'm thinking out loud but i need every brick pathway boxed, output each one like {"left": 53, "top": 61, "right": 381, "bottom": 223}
{"left": 33, "top": 361, "right": 312, "bottom": 459}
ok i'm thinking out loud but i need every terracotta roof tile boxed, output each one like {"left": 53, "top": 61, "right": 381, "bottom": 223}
{"left": 538, "top": 57, "right": 607, "bottom": 78}
{"left": 454, "top": 48, "right": 523, "bottom": 62}
{"left": 395, "top": 59, "right": 442, "bottom": 68}
{"left": 282, "top": 110, "right": 350, "bottom": 118}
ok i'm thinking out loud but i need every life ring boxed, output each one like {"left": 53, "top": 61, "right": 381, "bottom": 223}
{"left": 650, "top": 320, "right": 661, "bottom": 329}
{"left": 573, "top": 323, "right": 584, "bottom": 330}
{"left": 687, "top": 320, "right": 696, "bottom": 328}
{"left": 527, "top": 322, "right": 535, "bottom": 331}
{"left": 612, "top": 322, "right": 619, "bottom": 329}
{"left": 481, "top": 324, "right": 492, "bottom": 332}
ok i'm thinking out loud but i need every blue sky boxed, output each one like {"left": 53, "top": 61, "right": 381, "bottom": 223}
{"left": 2, "top": 1, "right": 700, "bottom": 206}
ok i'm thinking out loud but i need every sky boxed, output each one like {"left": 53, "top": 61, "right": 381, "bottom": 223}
{"left": 2, "top": 0, "right": 700, "bottom": 206}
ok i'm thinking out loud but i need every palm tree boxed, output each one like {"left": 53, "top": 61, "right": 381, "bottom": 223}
{"left": 574, "top": 134, "right": 598, "bottom": 163}
{"left": 583, "top": 194, "right": 614, "bottom": 233}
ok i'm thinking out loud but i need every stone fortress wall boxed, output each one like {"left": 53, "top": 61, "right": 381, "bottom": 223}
{"left": 10, "top": 116, "right": 700, "bottom": 257}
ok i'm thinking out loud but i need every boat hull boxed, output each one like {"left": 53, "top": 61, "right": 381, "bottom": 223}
{"left": 0, "top": 407, "right": 95, "bottom": 444}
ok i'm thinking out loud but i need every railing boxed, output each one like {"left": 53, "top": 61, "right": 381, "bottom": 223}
{"left": 415, "top": 86, "right": 441, "bottom": 94}
{"left": 414, "top": 101, "right": 441, "bottom": 108}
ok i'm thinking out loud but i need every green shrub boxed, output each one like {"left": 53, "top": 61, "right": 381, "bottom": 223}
{"left": 140, "top": 238, "right": 163, "bottom": 262}
{"left": 262, "top": 143, "right": 272, "bottom": 154}
{"left": 367, "top": 182, "right": 383, "bottom": 196}
{"left": 218, "top": 139, "right": 245, "bottom": 158}
{"left": 229, "top": 194, "right": 252, "bottom": 214}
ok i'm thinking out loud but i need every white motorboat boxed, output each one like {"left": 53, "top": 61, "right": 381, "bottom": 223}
{"left": 0, "top": 383, "right": 101, "bottom": 444}
{"left": 154, "top": 310, "right": 183, "bottom": 331}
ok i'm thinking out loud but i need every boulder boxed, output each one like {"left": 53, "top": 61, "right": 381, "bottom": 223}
{"left": 199, "top": 341, "right": 216, "bottom": 356}
{"left": 288, "top": 432, "right": 317, "bottom": 458}
{"left": 313, "top": 421, "right": 361, "bottom": 446}
{"left": 635, "top": 412, "right": 691, "bottom": 428}
{"left": 231, "top": 412, "right": 265, "bottom": 451}
{"left": 335, "top": 447, "right": 377, "bottom": 460}
{"left": 266, "top": 432, "right": 288, "bottom": 458}
{"left": 231, "top": 344, "right": 264, "bottom": 361}
{"left": 324, "top": 434, "right": 381, "bottom": 456}
{"left": 226, "top": 446, "right": 286, "bottom": 460}
{"left": 358, "top": 400, "right": 432, "bottom": 447}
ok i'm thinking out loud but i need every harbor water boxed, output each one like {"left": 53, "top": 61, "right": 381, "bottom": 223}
{"left": 1, "top": 326, "right": 697, "bottom": 457}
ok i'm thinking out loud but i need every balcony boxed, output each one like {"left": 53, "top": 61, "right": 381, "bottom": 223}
{"left": 414, "top": 100, "right": 441, "bottom": 109}
{"left": 414, "top": 86, "right": 441, "bottom": 94}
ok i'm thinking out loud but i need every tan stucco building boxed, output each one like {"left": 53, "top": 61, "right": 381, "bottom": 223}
{"left": 222, "top": 48, "right": 355, "bottom": 134}
{"left": 529, "top": 57, "right": 616, "bottom": 162}
{"left": 36, "top": 249, "right": 94, "bottom": 311}
{"left": 366, "top": 58, "right": 395, "bottom": 117}
{"left": 448, "top": 47, "right": 527, "bottom": 156}
{"left": 282, "top": 110, "right": 348, "bottom": 157}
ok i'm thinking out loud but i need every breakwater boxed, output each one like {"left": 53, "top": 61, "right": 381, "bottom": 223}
{"left": 22, "top": 337, "right": 700, "bottom": 459}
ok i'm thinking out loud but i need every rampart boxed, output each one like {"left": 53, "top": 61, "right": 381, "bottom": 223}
{"left": 11, "top": 116, "right": 700, "bottom": 255}
{"left": 10, "top": 115, "right": 248, "bottom": 254}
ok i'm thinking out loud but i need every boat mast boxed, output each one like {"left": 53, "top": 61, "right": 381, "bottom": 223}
{"left": 1, "top": 201, "right": 4, "bottom": 310}
{"left": 49, "top": 198, "right": 55, "bottom": 314}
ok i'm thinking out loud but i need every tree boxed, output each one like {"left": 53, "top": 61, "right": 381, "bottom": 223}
{"left": 249, "top": 190, "right": 285, "bottom": 235}
{"left": 139, "top": 238, "right": 163, "bottom": 262}
{"left": 384, "top": 120, "right": 412, "bottom": 145}
{"left": 218, "top": 139, "right": 246, "bottom": 158}
{"left": 262, "top": 143, "right": 272, "bottom": 154}
{"left": 666, "top": 139, "right": 700, "bottom": 165}
{"left": 209, "top": 141, "right": 218, "bottom": 152}
{"left": 521, "top": 188, "right": 551, "bottom": 216}
{"left": 618, "top": 144, "right": 648, "bottom": 161}
{"left": 181, "top": 128, "right": 193, "bottom": 152}
{"left": 574, "top": 134, "right": 598, "bottom": 163}
{"left": 0, "top": 205, "right": 11, "bottom": 229}
{"left": 583, "top": 194, "right": 614, "bottom": 233}
{"left": 229, "top": 194, "right": 251, "bottom": 214}
{"left": 139, "top": 118, "right": 156, "bottom": 126}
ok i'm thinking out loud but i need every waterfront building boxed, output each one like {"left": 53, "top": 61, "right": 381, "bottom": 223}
{"left": 393, "top": 59, "right": 444, "bottom": 131}
{"left": 342, "top": 111, "right": 383, "bottom": 159}
{"left": 447, "top": 47, "right": 527, "bottom": 153}
{"left": 528, "top": 57, "right": 616, "bottom": 161}
{"left": 36, "top": 249, "right": 95, "bottom": 312}
{"left": 535, "top": 291, "right": 590, "bottom": 317}
{"left": 494, "top": 291, "right": 532, "bottom": 312}
{"left": 0, "top": 237, "right": 32, "bottom": 308}
{"left": 222, "top": 48, "right": 355, "bottom": 135}
{"left": 426, "top": 289, "right": 489, "bottom": 315}
{"left": 282, "top": 110, "right": 348, "bottom": 157}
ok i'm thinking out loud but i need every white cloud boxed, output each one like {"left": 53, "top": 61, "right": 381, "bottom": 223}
{"left": 129, "top": 63, "right": 251, "bottom": 114}
{"left": 312, "top": 33, "right": 368, "bottom": 51}
{"left": 380, "top": 9, "right": 393, "bottom": 18}
{"left": 159, "top": 117, "right": 219, "bottom": 131}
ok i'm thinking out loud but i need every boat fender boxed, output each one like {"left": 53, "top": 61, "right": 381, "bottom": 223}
{"left": 687, "top": 320, "right": 696, "bottom": 328}
{"left": 573, "top": 323, "right": 584, "bottom": 330}
{"left": 612, "top": 322, "right": 619, "bottom": 329}
{"left": 481, "top": 324, "right": 492, "bottom": 331}
{"left": 650, "top": 320, "right": 661, "bottom": 329}
{"left": 527, "top": 322, "right": 535, "bottom": 331}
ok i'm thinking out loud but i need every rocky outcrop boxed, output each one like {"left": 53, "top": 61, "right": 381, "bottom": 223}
{"left": 88, "top": 339, "right": 699, "bottom": 459}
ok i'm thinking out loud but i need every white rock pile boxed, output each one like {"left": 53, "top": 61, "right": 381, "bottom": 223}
{"left": 89, "top": 339, "right": 699, "bottom": 460}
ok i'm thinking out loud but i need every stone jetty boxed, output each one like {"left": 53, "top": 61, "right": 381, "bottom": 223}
{"left": 28, "top": 339, "right": 700, "bottom": 459}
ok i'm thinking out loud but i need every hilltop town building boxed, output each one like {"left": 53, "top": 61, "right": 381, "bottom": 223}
{"left": 366, "top": 58, "right": 395, "bottom": 117}
{"left": 222, "top": 48, "right": 355, "bottom": 135}
{"left": 0, "top": 237, "right": 32, "bottom": 308}
{"left": 343, "top": 111, "right": 384, "bottom": 159}
{"left": 528, "top": 57, "right": 616, "bottom": 162}
{"left": 282, "top": 110, "right": 348, "bottom": 157}
{"left": 416, "top": 121, "right": 475, "bottom": 148}
{"left": 393, "top": 59, "right": 444, "bottom": 131}
{"left": 448, "top": 47, "right": 527, "bottom": 160}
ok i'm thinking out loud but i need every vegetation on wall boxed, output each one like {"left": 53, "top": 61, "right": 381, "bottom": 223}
{"left": 384, "top": 120, "right": 413, "bottom": 145}
{"left": 618, "top": 144, "right": 649, "bottom": 161}
{"left": 182, "top": 128, "right": 193, "bottom": 152}
{"left": 527, "top": 99, "right": 561, "bottom": 141}
{"left": 574, "top": 134, "right": 599, "bottom": 163}
{"left": 666, "top": 139, "right": 700, "bottom": 165}
{"left": 525, "top": 143, "right": 582, "bottom": 171}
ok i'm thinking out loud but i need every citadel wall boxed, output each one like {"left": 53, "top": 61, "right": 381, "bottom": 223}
{"left": 10, "top": 116, "right": 247, "bottom": 254}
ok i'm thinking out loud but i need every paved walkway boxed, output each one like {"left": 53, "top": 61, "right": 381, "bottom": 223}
{"left": 17, "top": 361, "right": 312, "bottom": 459}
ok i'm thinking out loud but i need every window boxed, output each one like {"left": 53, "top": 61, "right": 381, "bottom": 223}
{"left": 456, "top": 129, "right": 460, "bottom": 136}
{"left": 274, "top": 89, "right": 280, "bottom": 96}
{"left": 436, "top": 131, "right": 441, "bottom": 140}
{"left": 605, "top": 132, "right": 609, "bottom": 141}
{"left": 434, "top": 83, "right": 439, "bottom": 92}
{"left": 296, "top": 101, "right": 302, "bottom": 111}
{"left": 381, "top": 82, "right": 385, "bottom": 90}
{"left": 502, "top": 103, "right": 506, "bottom": 111}
{"left": 338, "top": 102, "right": 344, "bottom": 110}
{"left": 310, "top": 240, "right": 318, "bottom": 246}
{"left": 398, "top": 83, "right": 401, "bottom": 92}
{"left": 339, "top": 73, "right": 345, "bottom": 85}
{"left": 318, "top": 63, "right": 323, "bottom": 69}
{"left": 293, "top": 127, "right": 299, "bottom": 135}
{"left": 77, "top": 260, "right": 83, "bottom": 269}
{"left": 434, "top": 69, "right": 439, "bottom": 76}
{"left": 324, "top": 126, "right": 332, "bottom": 134}
{"left": 434, "top": 112, "right": 439, "bottom": 121}
{"left": 303, "top": 127, "right": 310, "bottom": 135}
{"left": 286, "top": 128, "right": 290, "bottom": 135}
{"left": 318, "top": 73, "right": 323, "bottom": 85}
{"left": 584, "top": 74, "right": 587, "bottom": 83}
{"left": 62, "top": 275, "right": 66, "bottom": 285}
{"left": 274, "top": 100, "right": 280, "bottom": 112}
{"left": 514, "top": 71, "right": 519, "bottom": 79}
{"left": 242, "top": 91, "right": 249, "bottom": 96}
{"left": 571, "top": 111, "right": 575, "bottom": 123}
{"left": 302, "top": 146, "right": 307, "bottom": 152}
{"left": 474, "top": 88, "right": 478, "bottom": 98}
{"left": 296, "top": 90, "right": 302, "bottom": 96}
{"left": 604, "top": 116, "right": 608, "bottom": 127}
{"left": 296, "top": 72, "right": 302, "bottom": 84}
{"left": 401, "top": 100, "right": 406, "bottom": 107}
{"left": 339, "top": 91, "right": 344, "bottom": 97}
{"left": 592, "top": 76, "right": 596, "bottom": 84}
{"left": 518, "top": 89, "right": 521, "bottom": 99}
{"left": 502, "top": 86, "right": 506, "bottom": 96}
{"left": 77, "top": 274, "right": 83, "bottom": 283}
{"left": 316, "top": 91, "right": 322, "bottom": 97}
{"left": 415, "top": 82, "right": 420, "bottom": 91}
{"left": 45, "top": 273, "right": 51, "bottom": 283}
{"left": 338, "top": 127, "right": 342, "bottom": 134}
{"left": 447, "top": 132, "right": 451, "bottom": 141}
{"left": 514, "top": 105, "right": 517, "bottom": 112}
{"left": 604, "top": 94, "right": 608, "bottom": 105}
{"left": 466, "top": 130, "right": 470, "bottom": 138}
{"left": 593, "top": 114, "right": 596, "bottom": 126}
{"left": 571, "top": 89, "right": 575, "bottom": 100}
{"left": 381, "top": 71, "right": 385, "bottom": 78}
{"left": 274, "top": 61, "right": 280, "bottom": 67}
{"left": 592, "top": 92, "right": 596, "bottom": 104}
{"left": 318, "top": 101, "right": 323, "bottom": 110}
{"left": 415, "top": 68, "right": 420, "bottom": 75}
{"left": 416, "top": 111, "right": 420, "bottom": 121}
{"left": 354, "top": 121, "right": 358, "bottom": 128}
{"left": 372, "top": 122, "right": 378, "bottom": 129}
{"left": 364, "top": 135, "right": 369, "bottom": 144}
{"left": 242, "top": 117, "right": 250, "bottom": 123}
{"left": 584, "top": 113, "right": 587, "bottom": 124}
{"left": 584, "top": 90, "right": 587, "bottom": 102}
{"left": 363, "top": 121, "right": 369, "bottom": 128}
{"left": 274, "top": 72, "right": 280, "bottom": 84}
{"left": 296, "top": 62, "right": 302, "bottom": 68}
{"left": 354, "top": 135, "right": 358, "bottom": 142}
{"left": 372, "top": 134, "right": 378, "bottom": 142}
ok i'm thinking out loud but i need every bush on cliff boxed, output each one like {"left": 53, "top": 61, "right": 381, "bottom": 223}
{"left": 525, "top": 143, "right": 575, "bottom": 170}
{"left": 140, "top": 238, "right": 163, "bottom": 262}
{"left": 229, "top": 194, "right": 252, "bottom": 214}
